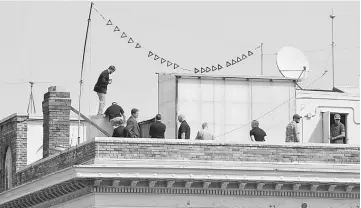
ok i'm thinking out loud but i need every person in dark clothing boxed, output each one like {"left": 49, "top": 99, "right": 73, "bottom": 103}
{"left": 126, "top": 108, "right": 141, "bottom": 138}
{"left": 149, "top": 114, "right": 167, "bottom": 139}
{"left": 178, "top": 114, "right": 190, "bottom": 139}
{"left": 112, "top": 118, "right": 127, "bottom": 137}
{"left": 94, "top": 65, "right": 116, "bottom": 115}
{"left": 250, "top": 120, "right": 267, "bottom": 142}
{"left": 104, "top": 102, "right": 126, "bottom": 127}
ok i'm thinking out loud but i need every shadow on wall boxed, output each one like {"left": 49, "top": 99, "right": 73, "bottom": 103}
{"left": 307, "top": 117, "right": 323, "bottom": 143}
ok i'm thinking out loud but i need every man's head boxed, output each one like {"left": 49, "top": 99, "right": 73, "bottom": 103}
{"left": 155, "top": 114, "right": 162, "bottom": 121}
{"left": 251, "top": 120, "right": 259, "bottom": 128}
{"left": 112, "top": 102, "right": 117, "bottom": 105}
{"left": 131, "top": 108, "right": 139, "bottom": 118}
{"left": 108, "top": 65, "right": 116, "bottom": 74}
{"left": 202, "top": 122, "right": 208, "bottom": 129}
{"left": 178, "top": 114, "right": 185, "bottom": 122}
{"left": 334, "top": 114, "right": 341, "bottom": 124}
{"left": 293, "top": 114, "right": 302, "bottom": 123}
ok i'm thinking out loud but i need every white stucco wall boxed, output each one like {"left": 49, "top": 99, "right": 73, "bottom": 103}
{"left": 26, "top": 118, "right": 87, "bottom": 165}
{"left": 297, "top": 90, "right": 360, "bottom": 145}
{"left": 50, "top": 193, "right": 360, "bottom": 208}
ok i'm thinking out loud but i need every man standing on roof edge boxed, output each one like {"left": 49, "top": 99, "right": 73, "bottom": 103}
{"left": 94, "top": 65, "right": 116, "bottom": 116}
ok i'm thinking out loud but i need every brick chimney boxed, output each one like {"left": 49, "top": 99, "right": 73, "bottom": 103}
{"left": 42, "top": 86, "right": 71, "bottom": 158}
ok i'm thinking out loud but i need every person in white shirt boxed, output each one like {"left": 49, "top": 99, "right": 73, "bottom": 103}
{"left": 195, "top": 122, "right": 214, "bottom": 140}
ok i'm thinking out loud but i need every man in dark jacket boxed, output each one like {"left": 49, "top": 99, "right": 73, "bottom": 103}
{"left": 149, "top": 114, "right": 166, "bottom": 139}
{"left": 94, "top": 65, "right": 116, "bottom": 115}
{"left": 178, "top": 114, "right": 190, "bottom": 139}
{"left": 104, "top": 102, "right": 126, "bottom": 127}
{"left": 126, "top": 108, "right": 141, "bottom": 138}
{"left": 112, "top": 118, "right": 126, "bottom": 137}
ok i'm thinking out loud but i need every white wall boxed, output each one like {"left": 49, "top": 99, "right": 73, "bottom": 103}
{"left": 158, "top": 74, "right": 176, "bottom": 139}
{"left": 297, "top": 90, "right": 360, "bottom": 145}
{"left": 26, "top": 119, "right": 87, "bottom": 165}
{"left": 176, "top": 77, "right": 296, "bottom": 143}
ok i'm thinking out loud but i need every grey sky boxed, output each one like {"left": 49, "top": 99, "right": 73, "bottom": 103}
{"left": 0, "top": 1, "right": 359, "bottom": 121}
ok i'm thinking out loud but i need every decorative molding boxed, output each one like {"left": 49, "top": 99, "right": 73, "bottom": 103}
{"left": 203, "top": 182, "right": 211, "bottom": 189}
{"left": 149, "top": 180, "right": 157, "bottom": 188}
{"left": 346, "top": 185, "right": 354, "bottom": 193}
{"left": 238, "top": 182, "right": 247, "bottom": 190}
{"left": 257, "top": 183, "right": 265, "bottom": 190}
{"left": 185, "top": 181, "right": 193, "bottom": 189}
{"left": 130, "top": 180, "right": 138, "bottom": 188}
{"left": 275, "top": 183, "right": 283, "bottom": 191}
{"left": 113, "top": 180, "right": 120, "bottom": 187}
{"left": 311, "top": 184, "right": 319, "bottom": 192}
{"left": 293, "top": 184, "right": 301, "bottom": 191}
{"left": 92, "top": 186, "right": 360, "bottom": 198}
{"left": 328, "top": 184, "right": 337, "bottom": 192}
{"left": 94, "top": 180, "right": 102, "bottom": 186}
{"left": 167, "top": 180, "right": 175, "bottom": 188}
{"left": 221, "top": 182, "right": 229, "bottom": 189}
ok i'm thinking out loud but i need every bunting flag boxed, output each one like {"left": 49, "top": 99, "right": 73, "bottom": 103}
{"left": 113, "top": 26, "right": 120, "bottom": 32}
{"left": 121, "top": 32, "right": 127, "bottom": 38}
{"left": 96, "top": 10, "right": 261, "bottom": 74}
{"left": 106, "top": 20, "right": 113, "bottom": 26}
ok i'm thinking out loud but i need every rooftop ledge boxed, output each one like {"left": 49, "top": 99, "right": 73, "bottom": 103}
{"left": 14, "top": 138, "right": 359, "bottom": 187}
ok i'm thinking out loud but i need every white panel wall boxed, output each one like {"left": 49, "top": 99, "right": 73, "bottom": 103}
{"left": 176, "top": 77, "right": 296, "bottom": 143}
{"left": 251, "top": 80, "right": 296, "bottom": 144}
{"left": 158, "top": 74, "right": 176, "bottom": 139}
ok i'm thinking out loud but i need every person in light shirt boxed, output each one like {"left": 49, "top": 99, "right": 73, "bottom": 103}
{"left": 195, "top": 122, "right": 214, "bottom": 140}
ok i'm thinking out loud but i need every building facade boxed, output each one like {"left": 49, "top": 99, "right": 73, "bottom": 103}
{"left": 0, "top": 86, "right": 359, "bottom": 208}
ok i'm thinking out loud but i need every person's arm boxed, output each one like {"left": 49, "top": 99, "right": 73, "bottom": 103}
{"left": 250, "top": 130, "right": 255, "bottom": 142}
{"left": 294, "top": 125, "right": 300, "bottom": 142}
{"left": 126, "top": 119, "right": 135, "bottom": 138}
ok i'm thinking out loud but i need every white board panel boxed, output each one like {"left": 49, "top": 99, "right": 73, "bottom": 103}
{"left": 178, "top": 78, "right": 200, "bottom": 102}
{"left": 200, "top": 79, "right": 214, "bottom": 101}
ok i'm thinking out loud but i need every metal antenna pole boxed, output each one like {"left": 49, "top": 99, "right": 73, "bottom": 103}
{"left": 330, "top": 9, "right": 336, "bottom": 89}
{"left": 261, "top": 43, "right": 264, "bottom": 75}
{"left": 78, "top": 2, "right": 94, "bottom": 145}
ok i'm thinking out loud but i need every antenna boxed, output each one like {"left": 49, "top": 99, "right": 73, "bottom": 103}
{"left": 276, "top": 46, "right": 310, "bottom": 82}
{"left": 330, "top": 9, "right": 336, "bottom": 89}
{"left": 3, "top": 81, "right": 51, "bottom": 115}
{"left": 27, "top": 82, "right": 36, "bottom": 115}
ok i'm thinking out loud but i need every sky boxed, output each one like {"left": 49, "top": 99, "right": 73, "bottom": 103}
{"left": 0, "top": 1, "right": 359, "bottom": 121}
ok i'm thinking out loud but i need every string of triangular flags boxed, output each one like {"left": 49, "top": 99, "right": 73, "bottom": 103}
{"left": 93, "top": 5, "right": 260, "bottom": 74}
{"left": 194, "top": 50, "right": 256, "bottom": 74}
{"left": 104, "top": 18, "right": 187, "bottom": 71}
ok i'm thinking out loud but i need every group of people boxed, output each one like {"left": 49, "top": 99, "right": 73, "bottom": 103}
{"left": 94, "top": 66, "right": 346, "bottom": 143}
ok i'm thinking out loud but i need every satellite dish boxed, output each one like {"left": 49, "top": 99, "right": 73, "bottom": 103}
{"left": 276, "top": 46, "right": 310, "bottom": 81}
